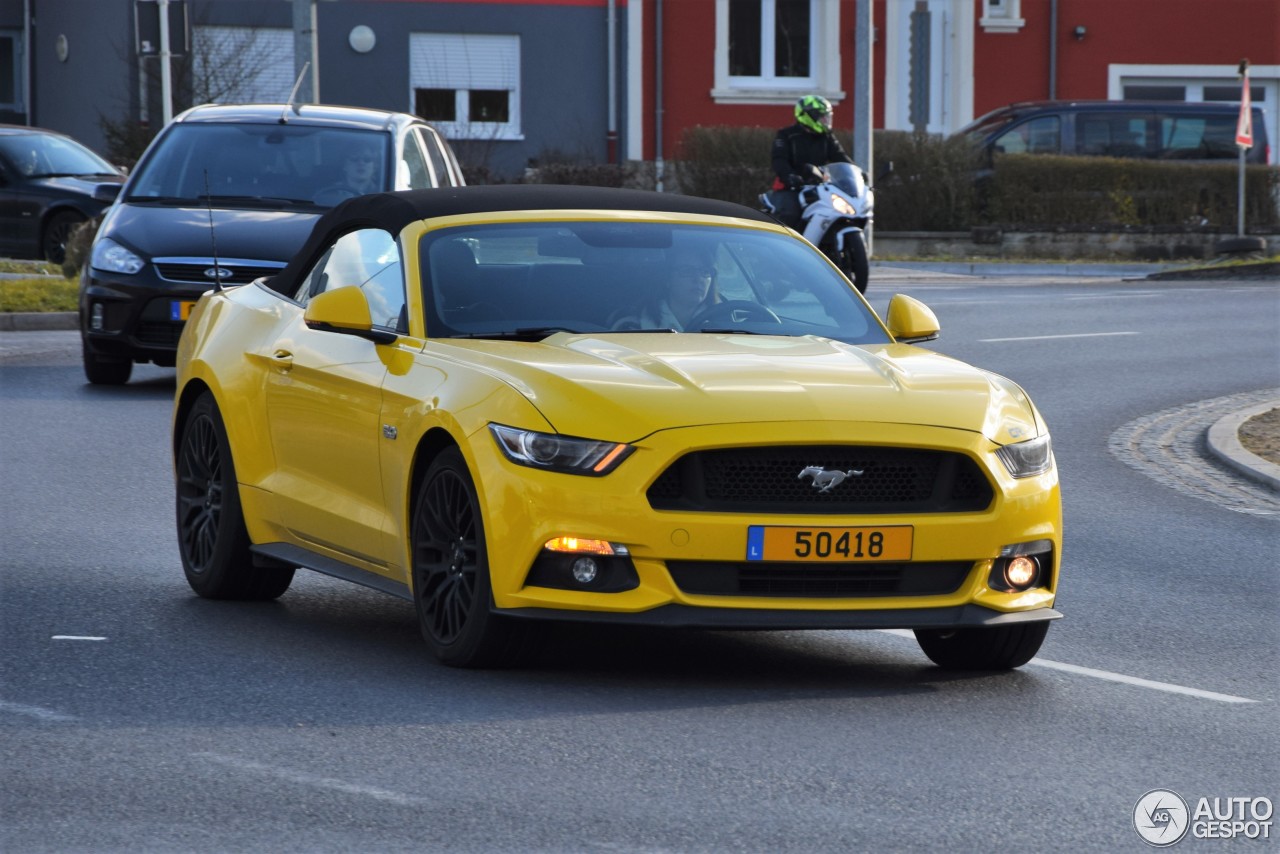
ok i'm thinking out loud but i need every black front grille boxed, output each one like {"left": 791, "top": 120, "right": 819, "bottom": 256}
{"left": 667, "top": 561, "right": 972, "bottom": 597}
{"left": 154, "top": 262, "right": 283, "bottom": 285}
{"left": 647, "top": 446, "right": 993, "bottom": 514}
{"left": 136, "top": 321, "right": 183, "bottom": 346}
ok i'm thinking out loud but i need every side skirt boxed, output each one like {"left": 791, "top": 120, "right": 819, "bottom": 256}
{"left": 251, "top": 543, "right": 413, "bottom": 602}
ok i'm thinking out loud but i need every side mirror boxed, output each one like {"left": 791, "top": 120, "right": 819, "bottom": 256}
{"left": 886, "top": 294, "right": 939, "bottom": 343}
{"left": 303, "top": 286, "right": 396, "bottom": 344}
{"left": 93, "top": 184, "right": 121, "bottom": 203}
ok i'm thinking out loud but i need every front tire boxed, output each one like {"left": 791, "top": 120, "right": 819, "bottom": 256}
{"left": 841, "top": 232, "right": 870, "bottom": 294}
{"left": 82, "top": 340, "right": 133, "bottom": 386}
{"left": 411, "top": 447, "right": 535, "bottom": 667}
{"left": 43, "top": 211, "right": 85, "bottom": 264}
{"left": 176, "top": 392, "right": 294, "bottom": 600}
{"left": 914, "top": 621, "right": 1049, "bottom": 670}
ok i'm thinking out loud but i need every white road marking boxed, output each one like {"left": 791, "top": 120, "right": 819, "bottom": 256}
{"left": 194, "top": 752, "right": 426, "bottom": 805}
{"left": 0, "top": 699, "right": 78, "bottom": 722}
{"left": 979, "top": 331, "right": 1140, "bottom": 343}
{"left": 51, "top": 635, "right": 107, "bottom": 641}
{"left": 1066, "top": 293, "right": 1160, "bottom": 300}
{"left": 877, "top": 629, "right": 1257, "bottom": 703}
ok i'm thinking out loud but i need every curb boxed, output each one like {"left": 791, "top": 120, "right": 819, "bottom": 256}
{"left": 0, "top": 311, "right": 77, "bottom": 332}
{"left": 1206, "top": 400, "right": 1280, "bottom": 493}
{"left": 871, "top": 261, "right": 1183, "bottom": 278}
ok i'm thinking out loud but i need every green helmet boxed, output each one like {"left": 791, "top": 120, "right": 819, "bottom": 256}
{"left": 795, "top": 95, "right": 833, "bottom": 134}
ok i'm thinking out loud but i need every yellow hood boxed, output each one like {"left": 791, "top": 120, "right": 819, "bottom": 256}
{"left": 436, "top": 332, "right": 1040, "bottom": 446}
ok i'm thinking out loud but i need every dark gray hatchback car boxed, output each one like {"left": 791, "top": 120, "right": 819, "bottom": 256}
{"left": 79, "top": 103, "right": 464, "bottom": 385}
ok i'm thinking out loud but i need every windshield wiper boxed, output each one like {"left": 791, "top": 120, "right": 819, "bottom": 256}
{"left": 450, "top": 326, "right": 582, "bottom": 341}
{"left": 197, "top": 194, "right": 316, "bottom": 208}
{"left": 607, "top": 327, "right": 677, "bottom": 334}
{"left": 698, "top": 327, "right": 774, "bottom": 335}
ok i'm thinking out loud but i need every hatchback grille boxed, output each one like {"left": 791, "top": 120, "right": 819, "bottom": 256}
{"left": 136, "top": 321, "right": 183, "bottom": 347}
{"left": 667, "top": 561, "right": 972, "bottom": 597}
{"left": 647, "top": 446, "right": 993, "bottom": 514}
{"left": 154, "top": 261, "right": 284, "bottom": 285}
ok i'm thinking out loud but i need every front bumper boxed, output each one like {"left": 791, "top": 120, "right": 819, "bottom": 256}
{"left": 467, "top": 420, "right": 1062, "bottom": 625}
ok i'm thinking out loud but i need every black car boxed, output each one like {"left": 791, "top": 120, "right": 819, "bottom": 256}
{"left": 0, "top": 125, "right": 126, "bottom": 263}
{"left": 79, "top": 102, "right": 464, "bottom": 385}
{"left": 960, "top": 99, "right": 1270, "bottom": 164}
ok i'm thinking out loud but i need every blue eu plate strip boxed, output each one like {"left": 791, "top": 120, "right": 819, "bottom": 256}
{"left": 746, "top": 526, "right": 764, "bottom": 561}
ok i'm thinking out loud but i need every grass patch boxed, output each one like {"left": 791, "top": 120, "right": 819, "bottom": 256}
{"left": 0, "top": 277, "right": 79, "bottom": 313}
{"left": 0, "top": 259, "right": 58, "bottom": 276}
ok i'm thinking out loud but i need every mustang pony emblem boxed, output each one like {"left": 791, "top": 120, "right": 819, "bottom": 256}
{"left": 798, "top": 465, "right": 865, "bottom": 492}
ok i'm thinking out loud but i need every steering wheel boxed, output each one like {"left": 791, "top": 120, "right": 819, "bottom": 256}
{"left": 314, "top": 187, "right": 359, "bottom": 207}
{"left": 686, "top": 300, "right": 782, "bottom": 330}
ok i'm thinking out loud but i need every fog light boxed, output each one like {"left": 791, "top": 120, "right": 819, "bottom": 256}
{"left": 1003, "top": 556, "right": 1039, "bottom": 590}
{"left": 571, "top": 557, "right": 598, "bottom": 584}
{"left": 91, "top": 303, "right": 105, "bottom": 331}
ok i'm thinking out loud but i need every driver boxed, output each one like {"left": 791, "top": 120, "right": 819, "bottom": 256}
{"left": 613, "top": 246, "right": 718, "bottom": 331}
{"left": 316, "top": 139, "right": 380, "bottom": 203}
{"left": 770, "top": 95, "right": 853, "bottom": 229}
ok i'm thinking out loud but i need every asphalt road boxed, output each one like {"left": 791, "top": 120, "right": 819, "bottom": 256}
{"left": 2, "top": 275, "right": 1277, "bottom": 852}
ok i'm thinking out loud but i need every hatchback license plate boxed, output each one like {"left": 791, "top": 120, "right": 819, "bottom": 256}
{"left": 746, "top": 525, "right": 913, "bottom": 562}
{"left": 171, "top": 300, "right": 196, "bottom": 321}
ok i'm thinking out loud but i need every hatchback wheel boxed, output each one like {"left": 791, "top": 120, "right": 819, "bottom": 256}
{"left": 914, "top": 621, "right": 1049, "bottom": 670}
{"left": 81, "top": 340, "right": 132, "bottom": 386}
{"left": 176, "top": 393, "right": 294, "bottom": 600}
{"left": 412, "top": 447, "right": 536, "bottom": 667}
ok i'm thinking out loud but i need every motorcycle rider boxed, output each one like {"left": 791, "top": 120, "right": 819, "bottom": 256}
{"left": 770, "top": 95, "right": 853, "bottom": 229}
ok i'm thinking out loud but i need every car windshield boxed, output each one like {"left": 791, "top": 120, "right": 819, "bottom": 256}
{"left": 421, "top": 222, "right": 890, "bottom": 345}
{"left": 125, "top": 124, "right": 388, "bottom": 207}
{"left": 0, "top": 132, "right": 117, "bottom": 178}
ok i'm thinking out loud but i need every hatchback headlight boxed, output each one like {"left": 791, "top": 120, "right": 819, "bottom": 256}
{"left": 91, "top": 238, "right": 145, "bottom": 275}
{"left": 995, "top": 433, "right": 1053, "bottom": 478}
{"left": 489, "top": 424, "right": 634, "bottom": 476}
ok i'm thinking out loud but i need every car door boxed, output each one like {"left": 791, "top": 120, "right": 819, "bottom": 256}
{"left": 263, "top": 226, "right": 409, "bottom": 572}
{"left": 0, "top": 160, "right": 41, "bottom": 256}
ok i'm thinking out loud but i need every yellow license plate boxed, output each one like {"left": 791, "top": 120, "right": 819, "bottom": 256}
{"left": 170, "top": 300, "right": 196, "bottom": 321}
{"left": 746, "top": 525, "right": 913, "bottom": 562}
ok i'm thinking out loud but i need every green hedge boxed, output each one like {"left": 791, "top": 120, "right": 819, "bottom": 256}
{"left": 673, "top": 125, "right": 1280, "bottom": 231}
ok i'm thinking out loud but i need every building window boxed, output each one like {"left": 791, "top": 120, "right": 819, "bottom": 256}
{"left": 191, "top": 26, "right": 293, "bottom": 104}
{"left": 410, "top": 34, "right": 521, "bottom": 141}
{"left": 0, "top": 30, "right": 23, "bottom": 112}
{"left": 713, "top": 0, "right": 841, "bottom": 105}
{"left": 980, "top": 0, "right": 1025, "bottom": 33}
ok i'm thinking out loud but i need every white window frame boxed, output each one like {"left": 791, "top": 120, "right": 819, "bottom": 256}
{"left": 410, "top": 33, "right": 523, "bottom": 142}
{"left": 1108, "top": 63, "right": 1280, "bottom": 164}
{"left": 711, "top": 0, "right": 843, "bottom": 105}
{"left": 979, "top": 0, "right": 1024, "bottom": 33}
{"left": 883, "top": 0, "right": 975, "bottom": 134}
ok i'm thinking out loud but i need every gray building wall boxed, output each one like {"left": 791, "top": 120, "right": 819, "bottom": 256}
{"left": 19, "top": 0, "right": 626, "bottom": 181}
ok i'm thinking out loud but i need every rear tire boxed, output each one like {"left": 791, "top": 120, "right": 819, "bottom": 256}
{"left": 176, "top": 392, "right": 294, "bottom": 600}
{"left": 82, "top": 340, "right": 133, "bottom": 386}
{"left": 914, "top": 621, "right": 1050, "bottom": 670}
{"left": 411, "top": 447, "right": 537, "bottom": 667}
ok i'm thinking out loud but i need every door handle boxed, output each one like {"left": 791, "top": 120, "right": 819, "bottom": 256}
{"left": 271, "top": 349, "right": 294, "bottom": 372}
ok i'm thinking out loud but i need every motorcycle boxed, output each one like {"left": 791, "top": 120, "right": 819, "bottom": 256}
{"left": 760, "top": 161, "right": 875, "bottom": 294}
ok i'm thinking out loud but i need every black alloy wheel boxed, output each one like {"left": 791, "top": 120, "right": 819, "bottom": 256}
{"left": 412, "top": 447, "right": 535, "bottom": 667}
{"left": 43, "top": 211, "right": 85, "bottom": 265}
{"left": 176, "top": 393, "right": 293, "bottom": 600}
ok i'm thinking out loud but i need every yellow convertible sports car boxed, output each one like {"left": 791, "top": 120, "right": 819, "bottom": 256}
{"left": 173, "top": 186, "right": 1061, "bottom": 669}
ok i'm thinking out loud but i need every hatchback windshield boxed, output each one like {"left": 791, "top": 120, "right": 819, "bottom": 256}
{"left": 125, "top": 124, "right": 388, "bottom": 207}
{"left": 0, "top": 132, "right": 117, "bottom": 178}
{"left": 422, "top": 222, "right": 890, "bottom": 344}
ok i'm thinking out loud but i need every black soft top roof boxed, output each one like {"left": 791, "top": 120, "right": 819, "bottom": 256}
{"left": 269, "top": 185, "right": 777, "bottom": 296}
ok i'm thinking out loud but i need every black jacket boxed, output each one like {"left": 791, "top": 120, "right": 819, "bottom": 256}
{"left": 771, "top": 123, "right": 852, "bottom": 188}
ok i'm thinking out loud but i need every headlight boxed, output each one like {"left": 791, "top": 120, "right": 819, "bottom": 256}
{"left": 489, "top": 424, "right": 634, "bottom": 476}
{"left": 90, "top": 238, "right": 145, "bottom": 275}
{"left": 995, "top": 433, "right": 1053, "bottom": 478}
{"left": 831, "top": 193, "right": 856, "bottom": 216}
